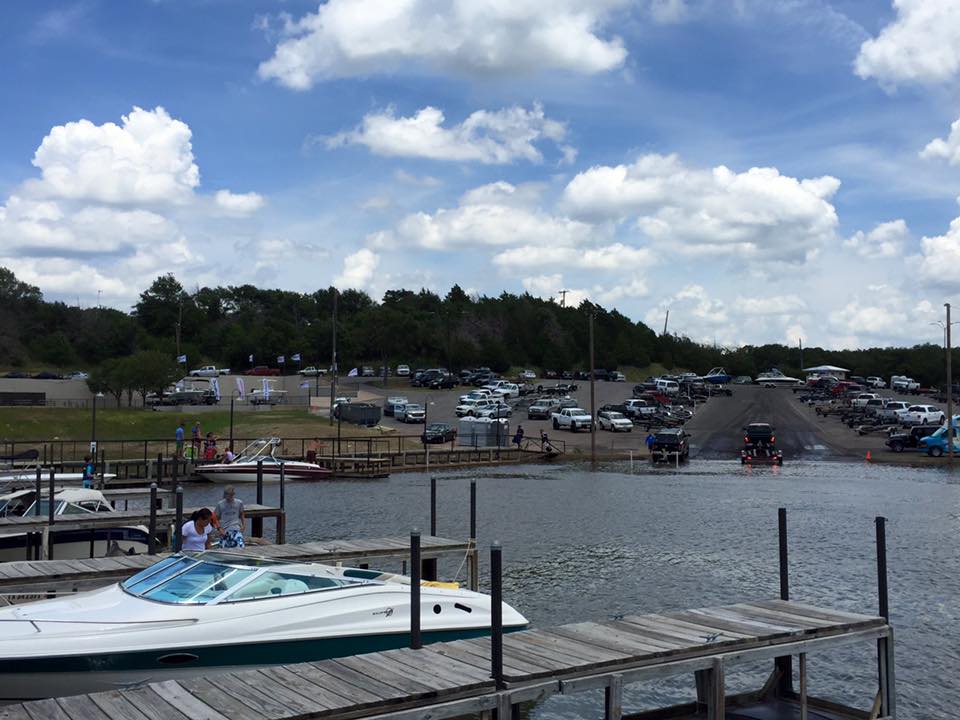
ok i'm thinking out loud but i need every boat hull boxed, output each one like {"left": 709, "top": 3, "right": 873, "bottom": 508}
{"left": 193, "top": 464, "right": 332, "bottom": 483}
{"left": 0, "top": 625, "right": 522, "bottom": 701}
{"left": 0, "top": 527, "right": 149, "bottom": 562}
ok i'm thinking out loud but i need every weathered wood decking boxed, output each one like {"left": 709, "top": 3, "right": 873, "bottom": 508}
{"left": 0, "top": 535, "right": 473, "bottom": 597}
{"left": 0, "top": 599, "right": 894, "bottom": 720}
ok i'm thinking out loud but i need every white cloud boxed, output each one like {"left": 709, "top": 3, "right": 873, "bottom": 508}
{"left": 377, "top": 181, "right": 596, "bottom": 250}
{"left": 562, "top": 153, "right": 840, "bottom": 265}
{"left": 735, "top": 295, "right": 806, "bottom": 316}
{"left": 29, "top": 106, "right": 199, "bottom": 205}
{"left": 334, "top": 248, "right": 380, "bottom": 290}
{"left": 828, "top": 288, "right": 938, "bottom": 346}
{"left": 920, "top": 117, "right": 960, "bottom": 165}
{"left": 492, "top": 243, "right": 652, "bottom": 270}
{"left": 855, "top": 0, "right": 960, "bottom": 87}
{"left": 521, "top": 274, "right": 590, "bottom": 306}
{"left": 648, "top": 0, "right": 690, "bottom": 24}
{"left": 328, "top": 103, "right": 571, "bottom": 165}
{"left": 214, "top": 189, "right": 265, "bottom": 215}
{"left": 258, "top": 0, "right": 628, "bottom": 89}
{"left": 595, "top": 277, "right": 648, "bottom": 304}
{"left": 844, "top": 219, "right": 908, "bottom": 259}
{"left": 916, "top": 216, "right": 960, "bottom": 289}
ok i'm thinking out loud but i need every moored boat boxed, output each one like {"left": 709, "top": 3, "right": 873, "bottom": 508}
{"left": 0, "top": 551, "right": 528, "bottom": 700}
{"left": 193, "top": 438, "right": 333, "bottom": 483}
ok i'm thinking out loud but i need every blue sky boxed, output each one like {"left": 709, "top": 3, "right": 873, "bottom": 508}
{"left": 3, "top": 0, "right": 960, "bottom": 349}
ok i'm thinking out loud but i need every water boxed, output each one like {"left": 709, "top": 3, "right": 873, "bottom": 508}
{"left": 180, "top": 460, "right": 959, "bottom": 719}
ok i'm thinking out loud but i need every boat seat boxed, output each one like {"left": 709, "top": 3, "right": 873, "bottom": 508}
{"left": 282, "top": 579, "right": 309, "bottom": 594}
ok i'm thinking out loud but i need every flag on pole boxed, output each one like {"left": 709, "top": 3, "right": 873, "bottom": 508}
{"left": 292, "top": 353, "right": 301, "bottom": 362}
{"left": 299, "top": 381, "right": 309, "bottom": 389}
{"left": 277, "top": 355, "right": 285, "bottom": 365}
{"left": 177, "top": 354, "right": 187, "bottom": 364}
{"left": 347, "top": 367, "right": 359, "bottom": 377}
{"left": 248, "top": 354, "right": 254, "bottom": 364}
{"left": 210, "top": 377, "right": 221, "bottom": 401}
{"left": 235, "top": 377, "right": 245, "bottom": 397}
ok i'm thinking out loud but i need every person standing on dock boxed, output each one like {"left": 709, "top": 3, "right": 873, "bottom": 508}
{"left": 175, "top": 422, "right": 185, "bottom": 459}
{"left": 214, "top": 486, "right": 245, "bottom": 548}
{"left": 191, "top": 421, "right": 202, "bottom": 459}
{"left": 181, "top": 508, "right": 214, "bottom": 551}
{"left": 81, "top": 455, "right": 94, "bottom": 489}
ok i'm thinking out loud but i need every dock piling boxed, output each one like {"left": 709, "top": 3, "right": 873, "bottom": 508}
{"left": 410, "top": 529, "right": 422, "bottom": 649}
{"left": 174, "top": 486, "right": 184, "bottom": 552}
{"left": 279, "top": 461, "right": 286, "bottom": 511}
{"left": 776, "top": 507, "right": 792, "bottom": 694}
{"left": 46, "top": 467, "right": 55, "bottom": 560}
{"left": 148, "top": 483, "right": 157, "bottom": 555}
{"left": 33, "top": 466, "right": 41, "bottom": 517}
{"left": 875, "top": 516, "right": 895, "bottom": 716}
{"left": 469, "top": 479, "right": 479, "bottom": 591}
{"left": 171, "top": 455, "right": 179, "bottom": 488}
{"left": 430, "top": 477, "right": 437, "bottom": 536}
{"left": 253, "top": 459, "right": 264, "bottom": 538}
{"left": 491, "top": 540, "right": 504, "bottom": 690}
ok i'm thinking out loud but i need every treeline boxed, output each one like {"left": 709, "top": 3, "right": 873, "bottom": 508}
{"left": 0, "top": 268, "right": 954, "bottom": 393}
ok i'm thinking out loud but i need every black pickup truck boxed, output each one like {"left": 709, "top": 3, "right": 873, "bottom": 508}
{"left": 885, "top": 425, "right": 939, "bottom": 453}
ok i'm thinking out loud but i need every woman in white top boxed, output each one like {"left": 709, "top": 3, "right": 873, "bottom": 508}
{"left": 181, "top": 508, "right": 214, "bottom": 551}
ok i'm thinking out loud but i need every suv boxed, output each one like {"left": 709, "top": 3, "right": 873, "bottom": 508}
{"left": 866, "top": 376, "right": 885, "bottom": 388}
{"left": 876, "top": 401, "right": 911, "bottom": 423}
{"left": 383, "top": 396, "right": 409, "bottom": 417}
{"left": 902, "top": 405, "right": 945, "bottom": 426}
{"left": 396, "top": 403, "right": 426, "bottom": 423}
{"left": 743, "top": 423, "right": 775, "bottom": 447}
{"left": 886, "top": 425, "right": 938, "bottom": 453}
{"left": 396, "top": 364, "right": 411, "bottom": 377}
{"left": 650, "top": 429, "right": 690, "bottom": 463}
{"left": 598, "top": 410, "right": 633, "bottom": 432}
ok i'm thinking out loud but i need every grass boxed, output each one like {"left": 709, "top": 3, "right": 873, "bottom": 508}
{"left": 0, "top": 407, "right": 398, "bottom": 442}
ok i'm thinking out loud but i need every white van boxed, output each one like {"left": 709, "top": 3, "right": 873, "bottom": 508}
{"left": 655, "top": 379, "right": 680, "bottom": 395}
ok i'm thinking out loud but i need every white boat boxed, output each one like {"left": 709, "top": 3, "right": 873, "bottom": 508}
{"left": 755, "top": 368, "right": 803, "bottom": 387}
{"left": 0, "top": 487, "right": 150, "bottom": 562}
{"left": 0, "top": 449, "right": 115, "bottom": 486}
{"left": 0, "top": 551, "right": 528, "bottom": 700}
{"left": 193, "top": 438, "right": 333, "bottom": 483}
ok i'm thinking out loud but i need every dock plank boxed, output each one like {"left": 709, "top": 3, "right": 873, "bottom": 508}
{"left": 21, "top": 699, "right": 71, "bottom": 720}
{"left": 88, "top": 691, "right": 152, "bottom": 720}
{"left": 335, "top": 654, "right": 441, "bottom": 696}
{"left": 428, "top": 639, "right": 550, "bottom": 676}
{"left": 307, "top": 660, "right": 411, "bottom": 702}
{"left": 54, "top": 695, "right": 113, "bottom": 720}
{"left": 144, "top": 682, "right": 228, "bottom": 720}
{"left": 178, "top": 675, "right": 285, "bottom": 720}
{"left": 121, "top": 688, "right": 191, "bottom": 720}
{"left": 380, "top": 647, "right": 492, "bottom": 689}
{"left": 258, "top": 666, "right": 355, "bottom": 711}
{"left": 545, "top": 622, "right": 672, "bottom": 656}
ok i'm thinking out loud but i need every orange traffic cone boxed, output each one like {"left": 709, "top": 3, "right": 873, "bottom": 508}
{"left": 866, "top": 450, "right": 872, "bottom": 462}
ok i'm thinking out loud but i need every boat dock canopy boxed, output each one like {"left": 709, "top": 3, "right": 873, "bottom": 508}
{"left": 802, "top": 365, "right": 850, "bottom": 377}
{"left": 5, "top": 598, "right": 893, "bottom": 720}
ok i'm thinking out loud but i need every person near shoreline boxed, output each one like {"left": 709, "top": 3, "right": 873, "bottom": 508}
{"left": 214, "top": 485, "right": 246, "bottom": 548}
{"left": 513, "top": 425, "right": 524, "bottom": 448}
{"left": 181, "top": 508, "right": 214, "bottom": 551}
{"left": 306, "top": 437, "right": 320, "bottom": 462}
{"left": 175, "top": 422, "right": 185, "bottom": 459}
{"left": 81, "top": 455, "right": 95, "bottom": 489}
{"left": 645, "top": 432, "right": 655, "bottom": 455}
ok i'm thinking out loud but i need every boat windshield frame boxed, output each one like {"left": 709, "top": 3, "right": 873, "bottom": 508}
{"left": 120, "top": 552, "right": 372, "bottom": 606}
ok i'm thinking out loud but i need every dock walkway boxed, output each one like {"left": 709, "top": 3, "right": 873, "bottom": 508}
{"left": 0, "top": 599, "right": 893, "bottom": 720}
{"left": 0, "top": 535, "right": 473, "bottom": 597}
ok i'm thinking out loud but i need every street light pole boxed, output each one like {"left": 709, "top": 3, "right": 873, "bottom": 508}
{"left": 947, "top": 303, "right": 954, "bottom": 468}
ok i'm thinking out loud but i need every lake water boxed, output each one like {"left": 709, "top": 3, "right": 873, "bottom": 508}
{"left": 182, "top": 460, "right": 959, "bottom": 719}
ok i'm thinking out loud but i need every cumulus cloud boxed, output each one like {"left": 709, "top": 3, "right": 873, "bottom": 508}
{"left": 521, "top": 274, "right": 590, "bottom": 306}
{"left": 258, "top": 0, "right": 628, "bottom": 89}
{"left": 375, "top": 181, "right": 596, "bottom": 250}
{"left": 916, "top": 216, "right": 960, "bottom": 289}
{"left": 561, "top": 153, "right": 840, "bottom": 264}
{"left": 920, "top": 117, "right": 960, "bottom": 165}
{"left": 828, "top": 288, "right": 938, "bottom": 346}
{"left": 492, "top": 243, "right": 652, "bottom": 270}
{"left": 334, "top": 248, "right": 380, "bottom": 289}
{"left": 855, "top": 0, "right": 960, "bottom": 86}
{"left": 215, "top": 189, "right": 265, "bottom": 215}
{"left": 844, "top": 219, "right": 908, "bottom": 259}
{"left": 0, "top": 107, "right": 264, "bottom": 304}
{"left": 735, "top": 295, "right": 806, "bottom": 316}
{"left": 328, "top": 103, "right": 572, "bottom": 165}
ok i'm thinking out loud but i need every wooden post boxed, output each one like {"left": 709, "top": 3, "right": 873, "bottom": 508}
{"left": 148, "top": 483, "right": 158, "bottom": 555}
{"left": 876, "top": 516, "right": 894, "bottom": 716}
{"left": 605, "top": 674, "right": 623, "bottom": 720}
{"left": 156, "top": 452, "right": 164, "bottom": 486}
{"left": 174, "top": 486, "right": 184, "bottom": 552}
{"left": 47, "top": 466, "right": 55, "bottom": 560}
{"left": 776, "top": 507, "right": 792, "bottom": 694}
{"left": 423, "top": 477, "right": 438, "bottom": 581}
{"left": 410, "top": 529, "right": 422, "bottom": 649}
{"left": 253, "top": 459, "right": 264, "bottom": 538}
{"left": 490, "top": 540, "right": 504, "bottom": 690}
{"left": 469, "top": 479, "right": 479, "bottom": 591}
{"left": 99, "top": 449, "right": 106, "bottom": 490}
{"left": 709, "top": 658, "right": 725, "bottom": 720}
{"left": 279, "top": 461, "right": 286, "bottom": 512}
{"left": 34, "top": 466, "right": 41, "bottom": 517}
{"left": 799, "top": 653, "right": 808, "bottom": 720}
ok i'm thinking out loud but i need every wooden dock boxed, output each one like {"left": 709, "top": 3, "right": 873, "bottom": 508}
{"left": 0, "top": 598, "right": 895, "bottom": 720}
{"left": 0, "top": 535, "right": 475, "bottom": 598}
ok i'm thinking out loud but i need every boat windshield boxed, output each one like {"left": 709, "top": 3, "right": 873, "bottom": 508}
{"left": 121, "top": 554, "right": 366, "bottom": 605}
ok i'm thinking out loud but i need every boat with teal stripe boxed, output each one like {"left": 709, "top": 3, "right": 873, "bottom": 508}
{"left": 0, "top": 551, "right": 528, "bottom": 700}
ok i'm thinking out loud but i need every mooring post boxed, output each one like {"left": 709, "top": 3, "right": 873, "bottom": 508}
{"left": 174, "top": 486, "right": 184, "bottom": 552}
{"left": 148, "top": 483, "right": 158, "bottom": 555}
{"left": 875, "top": 516, "right": 895, "bottom": 716}
{"left": 253, "top": 459, "right": 264, "bottom": 538}
{"left": 491, "top": 540, "right": 504, "bottom": 690}
{"left": 99, "top": 449, "right": 106, "bottom": 490}
{"left": 46, "top": 466, "right": 56, "bottom": 558}
{"left": 34, "top": 466, "right": 41, "bottom": 517}
{"left": 776, "top": 507, "right": 793, "bottom": 694}
{"left": 469, "top": 479, "right": 479, "bottom": 591}
{"left": 423, "top": 477, "right": 438, "bottom": 581}
{"left": 171, "top": 455, "right": 179, "bottom": 488}
{"left": 156, "top": 452, "right": 164, "bottom": 486}
{"left": 279, "top": 461, "right": 286, "bottom": 512}
{"left": 410, "top": 529, "right": 422, "bottom": 649}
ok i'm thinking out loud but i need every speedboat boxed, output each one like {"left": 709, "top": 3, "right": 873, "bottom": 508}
{"left": 755, "top": 368, "right": 802, "bottom": 387}
{"left": 0, "top": 449, "right": 116, "bottom": 486}
{"left": 0, "top": 551, "right": 528, "bottom": 700}
{"left": 0, "top": 487, "right": 150, "bottom": 561}
{"left": 701, "top": 367, "right": 732, "bottom": 385}
{"left": 193, "top": 438, "right": 333, "bottom": 483}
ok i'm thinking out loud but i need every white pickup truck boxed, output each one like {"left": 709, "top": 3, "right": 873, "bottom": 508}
{"left": 552, "top": 407, "right": 594, "bottom": 432}
{"left": 890, "top": 375, "right": 920, "bottom": 393}
{"left": 189, "top": 365, "right": 230, "bottom": 377}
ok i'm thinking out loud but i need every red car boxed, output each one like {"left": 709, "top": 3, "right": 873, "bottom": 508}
{"left": 250, "top": 366, "right": 281, "bottom": 376}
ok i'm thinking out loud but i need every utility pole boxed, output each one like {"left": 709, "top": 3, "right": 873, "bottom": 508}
{"left": 947, "top": 303, "right": 954, "bottom": 468}
{"left": 799, "top": 338, "right": 804, "bottom": 373}
{"left": 589, "top": 312, "right": 596, "bottom": 466}
{"left": 329, "top": 288, "right": 338, "bottom": 426}
{"left": 558, "top": 289, "right": 568, "bottom": 308}
{"left": 662, "top": 309, "right": 670, "bottom": 336}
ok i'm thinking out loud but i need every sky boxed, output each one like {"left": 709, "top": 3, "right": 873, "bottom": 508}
{"left": 3, "top": 1, "right": 960, "bottom": 350}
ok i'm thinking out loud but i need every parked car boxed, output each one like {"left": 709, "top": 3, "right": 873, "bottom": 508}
{"left": 190, "top": 365, "right": 229, "bottom": 377}
{"left": 552, "top": 407, "right": 594, "bottom": 432}
{"left": 395, "top": 403, "right": 426, "bottom": 423}
{"left": 890, "top": 375, "right": 920, "bottom": 392}
{"left": 902, "top": 404, "right": 945, "bottom": 426}
{"left": 65, "top": 371, "right": 89, "bottom": 381}
{"left": 361, "top": 366, "right": 375, "bottom": 377}
{"left": 732, "top": 376, "right": 753, "bottom": 385}
{"left": 866, "top": 376, "right": 885, "bottom": 388}
{"left": 456, "top": 398, "right": 495, "bottom": 417}
{"left": 876, "top": 401, "right": 911, "bottom": 423}
{"left": 428, "top": 373, "right": 458, "bottom": 389}
{"left": 299, "top": 366, "right": 327, "bottom": 376}
{"left": 610, "top": 371, "right": 626, "bottom": 382}
{"left": 383, "top": 396, "right": 409, "bottom": 417}
{"left": 396, "top": 364, "right": 411, "bottom": 377}
{"left": 518, "top": 369, "right": 537, "bottom": 380}
{"left": 459, "top": 389, "right": 494, "bottom": 403}
{"left": 477, "top": 401, "right": 511, "bottom": 419}
{"left": 650, "top": 429, "right": 690, "bottom": 463}
{"left": 250, "top": 366, "right": 281, "bottom": 376}
{"left": 624, "top": 398, "right": 658, "bottom": 418}
{"left": 527, "top": 398, "right": 560, "bottom": 420}
{"left": 886, "top": 425, "right": 939, "bottom": 453}
{"left": 598, "top": 411, "right": 633, "bottom": 432}
{"left": 918, "top": 421, "right": 960, "bottom": 456}
{"left": 32, "top": 371, "right": 62, "bottom": 380}
{"left": 863, "top": 398, "right": 889, "bottom": 417}
{"left": 3, "top": 371, "right": 29, "bottom": 379}
{"left": 421, "top": 422, "right": 456, "bottom": 444}
{"left": 655, "top": 379, "right": 680, "bottom": 395}
{"left": 490, "top": 382, "right": 520, "bottom": 399}
{"left": 850, "top": 393, "right": 879, "bottom": 409}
